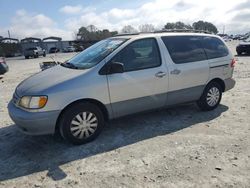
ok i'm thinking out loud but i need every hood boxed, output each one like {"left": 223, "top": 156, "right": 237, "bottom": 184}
{"left": 16, "top": 65, "right": 88, "bottom": 96}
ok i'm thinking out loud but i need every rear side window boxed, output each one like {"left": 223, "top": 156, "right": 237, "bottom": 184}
{"left": 201, "top": 37, "right": 228, "bottom": 59}
{"left": 161, "top": 36, "right": 207, "bottom": 64}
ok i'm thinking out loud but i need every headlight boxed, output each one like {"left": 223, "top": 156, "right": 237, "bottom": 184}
{"left": 19, "top": 96, "right": 48, "bottom": 109}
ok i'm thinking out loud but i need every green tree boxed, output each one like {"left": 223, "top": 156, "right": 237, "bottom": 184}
{"left": 192, "top": 21, "right": 218, "bottom": 34}
{"left": 121, "top": 25, "right": 138, "bottom": 34}
{"left": 164, "top": 21, "right": 192, "bottom": 30}
{"left": 76, "top": 25, "right": 118, "bottom": 41}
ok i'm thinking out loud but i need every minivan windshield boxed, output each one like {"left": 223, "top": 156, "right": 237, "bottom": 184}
{"left": 64, "top": 38, "right": 127, "bottom": 69}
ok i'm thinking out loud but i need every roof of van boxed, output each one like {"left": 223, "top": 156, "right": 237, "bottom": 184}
{"left": 111, "top": 32, "right": 219, "bottom": 40}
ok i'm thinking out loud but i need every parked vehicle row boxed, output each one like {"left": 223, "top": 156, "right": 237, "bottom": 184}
{"left": 8, "top": 32, "right": 236, "bottom": 145}
{"left": 220, "top": 34, "right": 250, "bottom": 42}
{"left": 23, "top": 45, "right": 84, "bottom": 58}
{"left": 62, "top": 45, "right": 84, "bottom": 52}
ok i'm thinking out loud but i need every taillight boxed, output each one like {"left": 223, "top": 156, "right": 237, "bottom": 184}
{"left": 231, "top": 58, "right": 236, "bottom": 67}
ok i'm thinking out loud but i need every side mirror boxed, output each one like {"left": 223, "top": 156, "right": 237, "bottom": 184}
{"left": 109, "top": 62, "right": 124, "bottom": 74}
{"left": 99, "top": 62, "right": 124, "bottom": 75}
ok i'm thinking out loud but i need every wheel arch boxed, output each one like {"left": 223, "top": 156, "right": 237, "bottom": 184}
{"left": 206, "top": 78, "right": 225, "bottom": 92}
{"left": 55, "top": 98, "right": 110, "bottom": 133}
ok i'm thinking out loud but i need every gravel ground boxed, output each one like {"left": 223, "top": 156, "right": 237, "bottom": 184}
{"left": 0, "top": 42, "right": 250, "bottom": 188}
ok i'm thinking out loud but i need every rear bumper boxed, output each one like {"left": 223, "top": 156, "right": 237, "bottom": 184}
{"left": 8, "top": 101, "right": 60, "bottom": 135}
{"left": 224, "top": 78, "right": 236, "bottom": 92}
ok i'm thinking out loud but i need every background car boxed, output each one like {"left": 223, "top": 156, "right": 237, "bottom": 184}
{"left": 222, "top": 36, "right": 232, "bottom": 42}
{"left": 236, "top": 37, "right": 250, "bottom": 55}
{"left": 74, "top": 45, "right": 84, "bottom": 52}
{"left": 0, "top": 57, "right": 9, "bottom": 75}
{"left": 49, "top": 47, "right": 60, "bottom": 53}
{"left": 63, "top": 46, "right": 76, "bottom": 53}
{"left": 24, "top": 47, "right": 46, "bottom": 59}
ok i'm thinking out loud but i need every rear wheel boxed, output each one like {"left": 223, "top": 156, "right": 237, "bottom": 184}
{"left": 59, "top": 102, "right": 104, "bottom": 145}
{"left": 197, "top": 82, "right": 222, "bottom": 111}
{"left": 25, "top": 56, "right": 29, "bottom": 59}
{"left": 43, "top": 53, "right": 46, "bottom": 57}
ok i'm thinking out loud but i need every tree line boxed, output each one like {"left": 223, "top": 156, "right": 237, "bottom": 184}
{"left": 76, "top": 20, "right": 218, "bottom": 42}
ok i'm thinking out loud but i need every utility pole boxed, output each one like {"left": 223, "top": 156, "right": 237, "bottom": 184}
{"left": 222, "top": 25, "right": 225, "bottom": 35}
{"left": 8, "top": 30, "right": 11, "bottom": 43}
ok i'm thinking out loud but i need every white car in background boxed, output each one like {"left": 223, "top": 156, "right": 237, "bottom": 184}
{"left": 223, "top": 36, "right": 232, "bottom": 42}
{"left": 63, "top": 46, "right": 76, "bottom": 53}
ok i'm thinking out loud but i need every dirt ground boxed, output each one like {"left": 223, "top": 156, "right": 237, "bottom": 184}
{"left": 0, "top": 42, "right": 249, "bottom": 188}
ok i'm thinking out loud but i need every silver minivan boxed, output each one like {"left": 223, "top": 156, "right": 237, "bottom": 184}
{"left": 8, "top": 32, "right": 236, "bottom": 144}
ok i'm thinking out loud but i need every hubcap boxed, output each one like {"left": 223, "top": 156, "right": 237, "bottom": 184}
{"left": 206, "top": 87, "right": 220, "bottom": 107}
{"left": 70, "top": 112, "right": 98, "bottom": 139}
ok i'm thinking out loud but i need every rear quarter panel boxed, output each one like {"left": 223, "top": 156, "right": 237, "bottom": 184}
{"left": 207, "top": 40, "right": 234, "bottom": 84}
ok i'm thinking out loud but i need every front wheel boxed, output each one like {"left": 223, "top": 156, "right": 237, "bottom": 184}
{"left": 43, "top": 53, "right": 46, "bottom": 57}
{"left": 59, "top": 102, "right": 104, "bottom": 145}
{"left": 197, "top": 82, "right": 222, "bottom": 111}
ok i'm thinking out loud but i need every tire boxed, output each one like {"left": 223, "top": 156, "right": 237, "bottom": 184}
{"left": 197, "top": 82, "right": 222, "bottom": 111}
{"left": 43, "top": 53, "right": 46, "bottom": 57}
{"left": 25, "top": 56, "right": 29, "bottom": 59}
{"left": 237, "top": 51, "right": 242, "bottom": 56}
{"left": 59, "top": 102, "right": 105, "bottom": 145}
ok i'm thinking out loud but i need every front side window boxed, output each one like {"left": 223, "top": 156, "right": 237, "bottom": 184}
{"left": 161, "top": 36, "right": 207, "bottom": 64}
{"left": 112, "top": 38, "right": 161, "bottom": 72}
{"left": 201, "top": 37, "right": 229, "bottom": 59}
{"left": 65, "top": 38, "right": 127, "bottom": 69}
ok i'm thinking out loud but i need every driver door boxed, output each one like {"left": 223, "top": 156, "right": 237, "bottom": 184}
{"left": 107, "top": 38, "right": 169, "bottom": 118}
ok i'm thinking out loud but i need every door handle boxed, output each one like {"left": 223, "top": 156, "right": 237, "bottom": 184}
{"left": 155, "top": 71, "right": 166, "bottom": 78}
{"left": 170, "top": 69, "right": 181, "bottom": 75}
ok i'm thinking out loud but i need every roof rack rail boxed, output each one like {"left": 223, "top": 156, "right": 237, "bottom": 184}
{"left": 114, "top": 29, "right": 212, "bottom": 37}
{"left": 154, "top": 29, "right": 212, "bottom": 34}
{"left": 115, "top": 33, "right": 140, "bottom": 37}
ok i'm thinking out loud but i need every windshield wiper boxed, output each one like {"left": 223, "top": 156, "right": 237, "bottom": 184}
{"left": 61, "top": 62, "right": 79, "bottom": 69}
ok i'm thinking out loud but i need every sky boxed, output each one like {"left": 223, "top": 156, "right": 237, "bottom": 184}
{"left": 0, "top": 0, "right": 250, "bottom": 40}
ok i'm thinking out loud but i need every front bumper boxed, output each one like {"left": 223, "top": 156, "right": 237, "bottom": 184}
{"left": 224, "top": 78, "right": 236, "bottom": 92}
{"left": 0, "top": 64, "right": 8, "bottom": 75}
{"left": 236, "top": 46, "right": 250, "bottom": 53}
{"left": 8, "top": 101, "right": 60, "bottom": 135}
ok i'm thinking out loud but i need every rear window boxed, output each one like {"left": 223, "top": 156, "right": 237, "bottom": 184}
{"left": 161, "top": 36, "right": 207, "bottom": 64}
{"left": 201, "top": 37, "right": 228, "bottom": 59}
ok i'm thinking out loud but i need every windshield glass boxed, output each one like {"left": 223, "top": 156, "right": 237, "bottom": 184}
{"left": 66, "top": 38, "right": 127, "bottom": 69}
